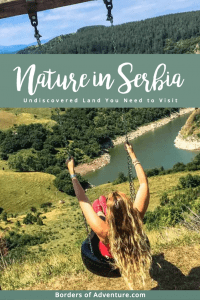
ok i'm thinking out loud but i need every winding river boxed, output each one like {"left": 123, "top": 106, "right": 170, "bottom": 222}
{"left": 85, "top": 114, "right": 199, "bottom": 186}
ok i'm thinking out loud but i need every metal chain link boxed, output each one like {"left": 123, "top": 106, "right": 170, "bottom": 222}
{"left": 29, "top": 13, "right": 42, "bottom": 48}
{"left": 122, "top": 109, "right": 136, "bottom": 202}
{"left": 110, "top": 21, "right": 117, "bottom": 54}
{"left": 26, "top": 1, "right": 43, "bottom": 51}
{"left": 54, "top": 108, "right": 71, "bottom": 158}
{"left": 103, "top": 0, "right": 117, "bottom": 54}
{"left": 103, "top": 0, "right": 113, "bottom": 22}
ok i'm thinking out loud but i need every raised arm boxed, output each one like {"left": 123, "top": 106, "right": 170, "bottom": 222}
{"left": 125, "top": 143, "right": 150, "bottom": 219}
{"left": 66, "top": 158, "right": 108, "bottom": 240}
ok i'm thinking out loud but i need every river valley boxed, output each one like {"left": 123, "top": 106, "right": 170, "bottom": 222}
{"left": 85, "top": 112, "right": 199, "bottom": 186}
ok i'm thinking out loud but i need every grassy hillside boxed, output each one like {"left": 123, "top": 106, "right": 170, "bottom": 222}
{"left": 1, "top": 165, "right": 199, "bottom": 214}
{"left": 0, "top": 169, "right": 200, "bottom": 290}
{"left": 0, "top": 108, "right": 199, "bottom": 290}
{"left": 0, "top": 109, "right": 55, "bottom": 130}
{"left": 0, "top": 170, "right": 61, "bottom": 213}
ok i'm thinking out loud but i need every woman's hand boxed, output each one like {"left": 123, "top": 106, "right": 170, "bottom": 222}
{"left": 66, "top": 157, "right": 75, "bottom": 175}
{"left": 125, "top": 142, "right": 133, "bottom": 155}
{"left": 125, "top": 142, "right": 136, "bottom": 158}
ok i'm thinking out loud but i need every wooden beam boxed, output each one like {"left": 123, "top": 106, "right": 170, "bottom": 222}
{"left": 0, "top": 0, "right": 94, "bottom": 19}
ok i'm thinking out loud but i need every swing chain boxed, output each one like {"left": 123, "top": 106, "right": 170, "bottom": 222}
{"left": 103, "top": 0, "right": 116, "bottom": 54}
{"left": 26, "top": 0, "right": 42, "bottom": 47}
{"left": 110, "top": 22, "right": 117, "bottom": 54}
{"left": 122, "top": 110, "right": 136, "bottom": 202}
{"left": 103, "top": 0, "right": 113, "bottom": 22}
{"left": 30, "top": 13, "right": 42, "bottom": 46}
{"left": 54, "top": 108, "right": 71, "bottom": 159}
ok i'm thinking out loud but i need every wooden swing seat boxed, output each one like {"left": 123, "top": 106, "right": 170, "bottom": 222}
{"left": 0, "top": 0, "right": 93, "bottom": 19}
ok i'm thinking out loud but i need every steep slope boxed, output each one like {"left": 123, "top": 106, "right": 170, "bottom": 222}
{"left": 0, "top": 171, "right": 200, "bottom": 290}
{"left": 175, "top": 108, "right": 200, "bottom": 150}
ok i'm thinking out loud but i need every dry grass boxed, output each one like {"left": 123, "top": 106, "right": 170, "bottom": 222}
{"left": 0, "top": 205, "right": 199, "bottom": 290}
{"left": 17, "top": 226, "right": 200, "bottom": 291}
{"left": 0, "top": 108, "right": 53, "bottom": 119}
{"left": 0, "top": 111, "right": 17, "bottom": 130}
{"left": 0, "top": 170, "right": 65, "bottom": 213}
{"left": 0, "top": 109, "right": 56, "bottom": 130}
{"left": 0, "top": 168, "right": 200, "bottom": 290}
{"left": 0, "top": 160, "right": 9, "bottom": 171}
{"left": 0, "top": 252, "right": 84, "bottom": 290}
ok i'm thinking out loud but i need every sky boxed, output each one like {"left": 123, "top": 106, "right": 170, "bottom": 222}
{"left": 0, "top": 0, "right": 199, "bottom": 46}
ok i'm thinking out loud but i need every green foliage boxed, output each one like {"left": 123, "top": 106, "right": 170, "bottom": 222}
{"left": 146, "top": 167, "right": 164, "bottom": 177}
{"left": 37, "top": 217, "right": 44, "bottom": 226}
{"left": 0, "top": 130, "right": 6, "bottom": 144}
{"left": 1, "top": 124, "right": 50, "bottom": 154}
{"left": 5, "top": 231, "right": 47, "bottom": 250}
{"left": 30, "top": 207, "right": 37, "bottom": 213}
{"left": 2, "top": 212, "right": 7, "bottom": 222}
{"left": 178, "top": 174, "right": 200, "bottom": 189}
{"left": 51, "top": 108, "right": 178, "bottom": 160}
{"left": 8, "top": 151, "right": 38, "bottom": 171}
{"left": 0, "top": 207, "right": 3, "bottom": 214}
{"left": 8, "top": 149, "right": 57, "bottom": 172}
{"left": 164, "top": 37, "right": 200, "bottom": 54}
{"left": 22, "top": 213, "right": 44, "bottom": 226}
{"left": 53, "top": 171, "right": 88, "bottom": 196}
{"left": 113, "top": 172, "right": 128, "bottom": 185}
{"left": 144, "top": 205, "right": 184, "bottom": 230}
{"left": 144, "top": 186, "right": 200, "bottom": 230}
{"left": 1, "top": 152, "right": 8, "bottom": 160}
{"left": 0, "top": 108, "right": 179, "bottom": 175}
{"left": 23, "top": 213, "right": 37, "bottom": 225}
{"left": 45, "top": 166, "right": 62, "bottom": 176}
{"left": 160, "top": 193, "right": 170, "bottom": 206}
{"left": 141, "top": 153, "right": 200, "bottom": 179}
{"left": 172, "top": 162, "right": 186, "bottom": 173}
{"left": 15, "top": 220, "right": 21, "bottom": 227}
{"left": 40, "top": 202, "right": 52, "bottom": 209}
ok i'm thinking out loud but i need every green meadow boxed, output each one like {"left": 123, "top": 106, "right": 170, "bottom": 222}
{"left": 0, "top": 108, "right": 199, "bottom": 290}
{"left": 0, "top": 169, "right": 200, "bottom": 290}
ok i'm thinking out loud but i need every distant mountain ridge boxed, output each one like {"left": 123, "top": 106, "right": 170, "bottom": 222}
{"left": 0, "top": 40, "right": 49, "bottom": 54}
{"left": 0, "top": 44, "right": 27, "bottom": 54}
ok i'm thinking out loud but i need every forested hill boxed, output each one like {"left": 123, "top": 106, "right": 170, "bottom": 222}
{"left": 18, "top": 10, "right": 200, "bottom": 54}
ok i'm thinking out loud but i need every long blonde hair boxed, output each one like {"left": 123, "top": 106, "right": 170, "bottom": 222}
{"left": 106, "top": 191, "right": 151, "bottom": 289}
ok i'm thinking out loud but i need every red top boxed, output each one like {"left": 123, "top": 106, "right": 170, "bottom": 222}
{"left": 99, "top": 241, "right": 113, "bottom": 258}
{"left": 92, "top": 196, "right": 112, "bottom": 258}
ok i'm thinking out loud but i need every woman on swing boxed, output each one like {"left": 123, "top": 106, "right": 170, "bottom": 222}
{"left": 66, "top": 142, "right": 151, "bottom": 289}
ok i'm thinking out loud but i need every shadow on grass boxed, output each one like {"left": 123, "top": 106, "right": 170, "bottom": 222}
{"left": 150, "top": 253, "right": 200, "bottom": 290}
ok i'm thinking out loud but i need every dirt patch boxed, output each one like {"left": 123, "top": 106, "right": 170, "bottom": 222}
{"left": 195, "top": 43, "right": 200, "bottom": 54}
{"left": 0, "top": 111, "right": 17, "bottom": 129}
{"left": 75, "top": 153, "right": 110, "bottom": 176}
{"left": 174, "top": 108, "right": 200, "bottom": 150}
